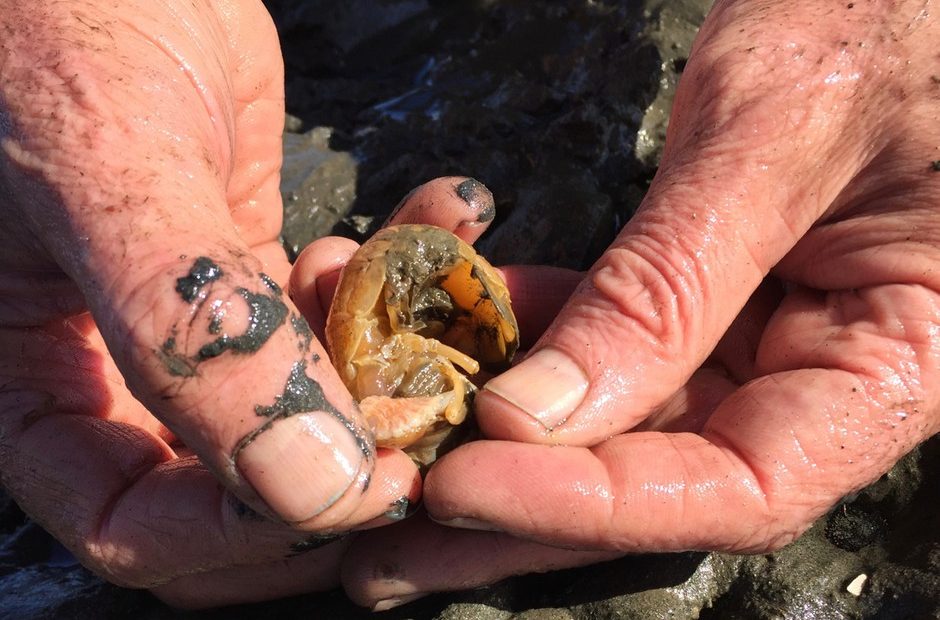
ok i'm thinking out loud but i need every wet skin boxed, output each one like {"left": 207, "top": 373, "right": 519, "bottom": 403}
{"left": 327, "top": 0, "right": 940, "bottom": 610}
{"left": 0, "top": 0, "right": 424, "bottom": 608}
{"left": 1, "top": 0, "right": 939, "bottom": 612}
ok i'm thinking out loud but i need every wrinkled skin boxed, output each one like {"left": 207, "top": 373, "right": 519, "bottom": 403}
{"left": 0, "top": 0, "right": 431, "bottom": 608}
{"left": 331, "top": 0, "right": 940, "bottom": 610}
{"left": 3, "top": 0, "right": 939, "bottom": 613}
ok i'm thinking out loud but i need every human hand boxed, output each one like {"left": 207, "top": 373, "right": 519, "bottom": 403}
{"left": 291, "top": 175, "right": 607, "bottom": 610}
{"left": 0, "top": 1, "right": 420, "bottom": 607}
{"left": 340, "top": 0, "right": 940, "bottom": 607}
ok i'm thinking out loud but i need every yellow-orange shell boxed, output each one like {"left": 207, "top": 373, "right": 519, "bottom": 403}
{"left": 326, "top": 224, "right": 518, "bottom": 464}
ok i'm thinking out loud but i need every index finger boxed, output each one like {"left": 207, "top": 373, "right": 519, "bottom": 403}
{"left": 426, "top": 363, "right": 933, "bottom": 553}
{"left": 384, "top": 176, "right": 496, "bottom": 244}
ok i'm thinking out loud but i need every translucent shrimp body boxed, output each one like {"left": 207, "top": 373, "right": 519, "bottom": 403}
{"left": 326, "top": 225, "right": 518, "bottom": 465}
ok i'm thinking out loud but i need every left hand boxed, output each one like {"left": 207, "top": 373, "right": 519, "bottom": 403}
{"left": 334, "top": 0, "right": 940, "bottom": 609}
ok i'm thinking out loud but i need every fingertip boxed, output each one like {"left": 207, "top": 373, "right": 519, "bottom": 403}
{"left": 421, "top": 440, "right": 523, "bottom": 523}
{"left": 151, "top": 542, "right": 349, "bottom": 610}
{"left": 289, "top": 236, "right": 359, "bottom": 339}
{"left": 474, "top": 387, "right": 555, "bottom": 442}
{"left": 342, "top": 499, "right": 621, "bottom": 610}
{"left": 477, "top": 347, "right": 590, "bottom": 442}
{"left": 371, "top": 593, "right": 428, "bottom": 612}
{"left": 450, "top": 177, "right": 495, "bottom": 242}
{"left": 340, "top": 518, "right": 431, "bottom": 609}
{"left": 290, "top": 237, "right": 359, "bottom": 304}
{"left": 385, "top": 176, "right": 495, "bottom": 244}
{"left": 347, "top": 448, "right": 423, "bottom": 530}
{"left": 234, "top": 421, "right": 424, "bottom": 532}
{"left": 235, "top": 410, "right": 375, "bottom": 525}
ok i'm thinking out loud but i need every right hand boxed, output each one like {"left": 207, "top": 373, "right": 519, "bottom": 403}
{"left": 0, "top": 0, "right": 419, "bottom": 607}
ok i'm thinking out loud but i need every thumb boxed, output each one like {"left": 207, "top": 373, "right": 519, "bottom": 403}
{"left": 476, "top": 0, "right": 899, "bottom": 444}
{"left": 0, "top": 3, "right": 414, "bottom": 526}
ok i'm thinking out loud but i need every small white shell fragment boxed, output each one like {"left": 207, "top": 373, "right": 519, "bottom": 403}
{"left": 846, "top": 573, "right": 868, "bottom": 596}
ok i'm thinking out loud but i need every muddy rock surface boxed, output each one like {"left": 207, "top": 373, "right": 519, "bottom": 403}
{"left": 274, "top": 0, "right": 703, "bottom": 267}
{"left": 2, "top": 1, "right": 937, "bottom": 618}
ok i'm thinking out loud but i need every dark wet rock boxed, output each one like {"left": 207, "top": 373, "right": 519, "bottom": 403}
{"left": 268, "top": 0, "right": 669, "bottom": 263}
{"left": 826, "top": 504, "right": 888, "bottom": 552}
{"left": 279, "top": 127, "right": 359, "bottom": 260}
{"left": 702, "top": 441, "right": 940, "bottom": 620}
{"left": 266, "top": 0, "right": 429, "bottom": 54}
{"left": 637, "top": 0, "right": 711, "bottom": 165}
{"left": 0, "top": 517, "right": 150, "bottom": 619}
{"left": 0, "top": 564, "right": 146, "bottom": 620}
{"left": 477, "top": 169, "right": 615, "bottom": 269}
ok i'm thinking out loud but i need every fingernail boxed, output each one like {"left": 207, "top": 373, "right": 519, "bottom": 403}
{"left": 237, "top": 412, "right": 364, "bottom": 523}
{"left": 432, "top": 516, "right": 503, "bottom": 532}
{"left": 373, "top": 592, "right": 426, "bottom": 612}
{"left": 483, "top": 347, "right": 589, "bottom": 429}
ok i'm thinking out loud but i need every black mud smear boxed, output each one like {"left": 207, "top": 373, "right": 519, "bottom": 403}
{"left": 252, "top": 360, "right": 372, "bottom": 458}
{"left": 160, "top": 273, "right": 291, "bottom": 376}
{"left": 260, "top": 272, "right": 282, "bottom": 294}
{"left": 197, "top": 287, "right": 289, "bottom": 360}
{"left": 208, "top": 311, "right": 224, "bottom": 335}
{"left": 156, "top": 334, "right": 197, "bottom": 377}
{"left": 175, "top": 256, "right": 223, "bottom": 303}
{"left": 254, "top": 361, "right": 342, "bottom": 419}
{"left": 384, "top": 496, "right": 412, "bottom": 521}
{"left": 291, "top": 313, "right": 314, "bottom": 352}
{"left": 229, "top": 493, "right": 268, "bottom": 522}
{"left": 289, "top": 533, "right": 347, "bottom": 556}
{"left": 454, "top": 178, "right": 495, "bottom": 222}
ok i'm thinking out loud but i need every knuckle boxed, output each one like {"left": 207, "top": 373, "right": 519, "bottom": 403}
{"left": 106, "top": 253, "right": 289, "bottom": 395}
{"left": 589, "top": 231, "right": 706, "bottom": 362}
